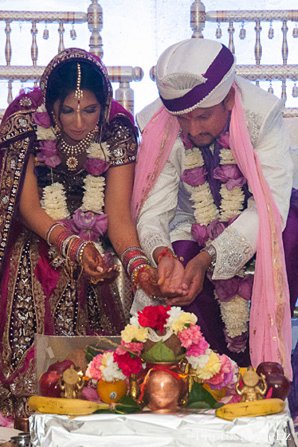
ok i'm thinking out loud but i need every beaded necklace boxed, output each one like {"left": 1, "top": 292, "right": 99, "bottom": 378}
{"left": 59, "top": 130, "right": 94, "bottom": 171}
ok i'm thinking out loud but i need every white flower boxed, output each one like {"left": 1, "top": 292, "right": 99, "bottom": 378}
{"left": 187, "top": 348, "right": 214, "bottom": 370}
{"left": 87, "top": 142, "right": 110, "bottom": 160}
{"left": 191, "top": 184, "right": 218, "bottom": 225}
{"left": 82, "top": 175, "right": 105, "bottom": 213}
{"left": 41, "top": 182, "right": 69, "bottom": 220}
{"left": 166, "top": 306, "right": 197, "bottom": 333}
{"left": 220, "top": 148, "right": 235, "bottom": 165}
{"left": 100, "top": 352, "right": 126, "bottom": 382}
{"left": 184, "top": 148, "right": 204, "bottom": 169}
{"left": 217, "top": 295, "right": 250, "bottom": 338}
{"left": 36, "top": 125, "right": 56, "bottom": 141}
{"left": 220, "top": 185, "right": 245, "bottom": 221}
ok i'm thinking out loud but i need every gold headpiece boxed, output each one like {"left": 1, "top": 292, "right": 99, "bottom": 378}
{"left": 74, "top": 63, "right": 83, "bottom": 104}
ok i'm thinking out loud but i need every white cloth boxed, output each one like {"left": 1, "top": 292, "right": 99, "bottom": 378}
{"left": 133, "top": 78, "right": 293, "bottom": 312}
{"left": 29, "top": 410, "right": 298, "bottom": 447}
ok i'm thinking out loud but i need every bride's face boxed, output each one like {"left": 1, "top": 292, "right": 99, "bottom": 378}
{"left": 53, "top": 89, "right": 101, "bottom": 143}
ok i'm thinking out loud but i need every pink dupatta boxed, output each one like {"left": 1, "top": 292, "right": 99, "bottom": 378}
{"left": 132, "top": 106, "right": 180, "bottom": 220}
{"left": 230, "top": 87, "right": 292, "bottom": 379}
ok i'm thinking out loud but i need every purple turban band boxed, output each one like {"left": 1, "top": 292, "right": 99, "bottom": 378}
{"left": 160, "top": 45, "right": 234, "bottom": 113}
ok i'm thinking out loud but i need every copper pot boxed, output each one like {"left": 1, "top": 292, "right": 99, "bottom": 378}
{"left": 143, "top": 362, "right": 186, "bottom": 413}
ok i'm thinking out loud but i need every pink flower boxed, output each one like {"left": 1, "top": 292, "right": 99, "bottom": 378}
{"left": 85, "top": 158, "right": 110, "bottom": 176}
{"left": 213, "top": 165, "right": 246, "bottom": 190}
{"left": 37, "top": 140, "right": 61, "bottom": 168}
{"left": 224, "top": 330, "right": 248, "bottom": 353}
{"left": 71, "top": 210, "right": 108, "bottom": 241}
{"left": 207, "top": 354, "right": 236, "bottom": 389}
{"left": 214, "top": 275, "right": 253, "bottom": 302}
{"left": 33, "top": 111, "right": 51, "bottom": 128}
{"left": 181, "top": 167, "right": 206, "bottom": 186}
{"left": 81, "top": 384, "right": 101, "bottom": 401}
{"left": 207, "top": 220, "right": 226, "bottom": 240}
{"left": 191, "top": 223, "right": 208, "bottom": 245}
{"left": 178, "top": 325, "right": 203, "bottom": 348}
{"left": 0, "top": 413, "right": 14, "bottom": 428}
{"left": 138, "top": 305, "right": 171, "bottom": 333}
{"left": 179, "top": 325, "right": 209, "bottom": 356}
{"left": 115, "top": 341, "right": 144, "bottom": 357}
{"left": 182, "top": 134, "right": 193, "bottom": 149}
{"left": 86, "top": 354, "right": 103, "bottom": 381}
{"left": 217, "top": 131, "right": 230, "bottom": 148}
{"left": 186, "top": 342, "right": 209, "bottom": 357}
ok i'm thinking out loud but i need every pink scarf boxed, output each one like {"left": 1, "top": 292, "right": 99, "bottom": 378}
{"left": 230, "top": 87, "right": 292, "bottom": 379}
{"left": 132, "top": 92, "right": 292, "bottom": 379}
{"left": 132, "top": 106, "right": 180, "bottom": 220}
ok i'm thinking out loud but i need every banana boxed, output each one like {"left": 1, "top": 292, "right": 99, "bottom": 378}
{"left": 28, "top": 395, "right": 110, "bottom": 416}
{"left": 215, "top": 398, "right": 285, "bottom": 421}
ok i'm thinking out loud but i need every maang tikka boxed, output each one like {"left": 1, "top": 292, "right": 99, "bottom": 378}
{"left": 74, "top": 63, "right": 83, "bottom": 111}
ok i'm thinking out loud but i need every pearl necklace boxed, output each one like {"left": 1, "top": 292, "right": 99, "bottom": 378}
{"left": 59, "top": 131, "right": 94, "bottom": 171}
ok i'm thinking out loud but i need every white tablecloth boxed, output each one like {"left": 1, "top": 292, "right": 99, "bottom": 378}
{"left": 29, "top": 409, "right": 298, "bottom": 447}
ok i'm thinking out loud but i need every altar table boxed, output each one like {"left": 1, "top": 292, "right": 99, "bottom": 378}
{"left": 29, "top": 409, "right": 298, "bottom": 447}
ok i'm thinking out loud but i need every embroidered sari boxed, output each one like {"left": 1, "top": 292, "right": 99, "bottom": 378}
{"left": 0, "top": 49, "right": 137, "bottom": 419}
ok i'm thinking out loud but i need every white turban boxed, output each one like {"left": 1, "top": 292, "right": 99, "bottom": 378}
{"left": 156, "top": 38, "right": 236, "bottom": 114}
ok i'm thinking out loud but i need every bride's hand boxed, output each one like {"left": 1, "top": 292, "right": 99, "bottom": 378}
{"left": 137, "top": 265, "right": 164, "bottom": 298}
{"left": 81, "top": 243, "right": 118, "bottom": 284}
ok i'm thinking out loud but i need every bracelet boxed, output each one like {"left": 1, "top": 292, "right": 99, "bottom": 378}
{"left": 55, "top": 229, "right": 72, "bottom": 255}
{"left": 61, "top": 235, "right": 77, "bottom": 258}
{"left": 157, "top": 247, "right": 176, "bottom": 263}
{"left": 126, "top": 255, "right": 149, "bottom": 276}
{"left": 200, "top": 244, "right": 216, "bottom": 272}
{"left": 131, "top": 264, "right": 151, "bottom": 288}
{"left": 66, "top": 236, "right": 82, "bottom": 262}
{"left": 46, "top": 222, "right": 65, "bottom": 246}
{"left": 120, "top": 246, "right": 142, "bottom": 263}
{"left": 120, "top": 246, "right": 149, "bottom": 274}
{"left": 76, "top": 240, "right": 95, "bottom": 265}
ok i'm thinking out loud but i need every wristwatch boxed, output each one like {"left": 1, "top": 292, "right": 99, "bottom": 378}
{"left": 202, "top": 244, "right": 217, "bottom": 271}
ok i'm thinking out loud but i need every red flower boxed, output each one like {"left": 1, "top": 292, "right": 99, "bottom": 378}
{"left": 137, "top": 305, "right": 171, "bottom": 333}
{"left": 113, "top": 352, "right": 143, "bottom": 376}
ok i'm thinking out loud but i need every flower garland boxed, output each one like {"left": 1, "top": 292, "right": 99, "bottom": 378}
{"left": 181, "top": 134, "right": 253, "bottom": 353}
{"left": 33, "top": 105, "right": 110, "bottom": 251}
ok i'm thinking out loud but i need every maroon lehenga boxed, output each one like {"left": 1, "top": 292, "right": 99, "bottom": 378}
{"left": 0, "top": 54, "right": 137, "bottom": 419}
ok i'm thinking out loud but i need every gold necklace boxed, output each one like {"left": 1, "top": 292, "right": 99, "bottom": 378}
{"left": 59, "top": 131, "right": 94, "bottom": 171}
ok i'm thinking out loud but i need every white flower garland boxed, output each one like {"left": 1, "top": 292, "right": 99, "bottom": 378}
{"left": 183, "top": 145, "right": 249, "bottom": 342}
{"left": 41, "top": 175, "right": 106, "bottom": 220}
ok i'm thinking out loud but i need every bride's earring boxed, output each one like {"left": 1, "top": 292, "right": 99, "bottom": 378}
{"left": 52, "top": 112, "right": 61, "bottom": 136}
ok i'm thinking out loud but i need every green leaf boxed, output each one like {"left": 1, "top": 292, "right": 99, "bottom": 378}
{"left": 141, "top": 341, "right": 177, "bottom": 362}
{"left": 187, "top": 382, "right": 219, "bottom": 409}
{"left": 94, "top": 396, "right": 142, "bottom": 415}
{"left": 114, "top": 395, "right": 142, "bottom": 414}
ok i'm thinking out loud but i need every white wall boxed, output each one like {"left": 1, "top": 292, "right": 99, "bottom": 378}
{"left": 0, "top": 0, "right": 298, "bottom": 113}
